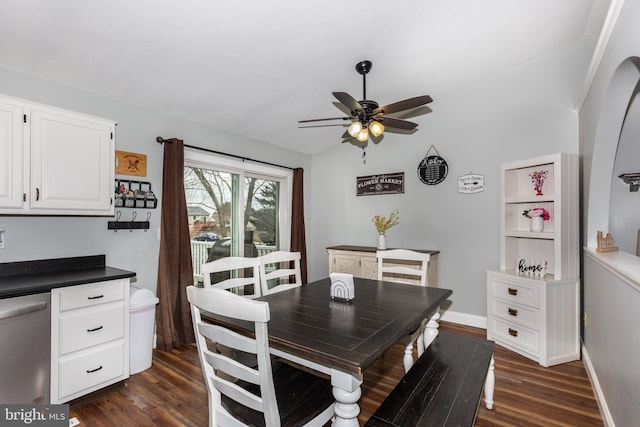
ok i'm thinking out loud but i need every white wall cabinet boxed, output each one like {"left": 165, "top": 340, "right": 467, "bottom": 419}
{"left": 327, "top": 245, "right": 439, "bottom": 287}
{"left": 0, "top": 94, "right": 115, "bottom": 215}
{"left": 51, "top": 279, "right": 130, "bottom": 404}
{"left": 487, "top": 153, "right": 579, "bottom": 367}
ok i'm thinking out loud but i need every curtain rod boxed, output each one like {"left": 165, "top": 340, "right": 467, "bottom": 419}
{"left": 156, "top": 136, "right": 295, "bottom": 171}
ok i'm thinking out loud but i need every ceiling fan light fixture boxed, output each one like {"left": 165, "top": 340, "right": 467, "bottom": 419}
{"left": 348, "top": 121, "right": 363, "bottom": 137}
{"left": 356, "top": 127, "right": 369, "bottom": 142}
{"left": 369, "top": 121, "right": 384, "bottom": 137}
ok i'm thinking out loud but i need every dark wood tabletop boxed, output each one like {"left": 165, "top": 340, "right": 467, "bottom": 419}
{"left": 203, "top": 277, "right": 452, "bottom": 376}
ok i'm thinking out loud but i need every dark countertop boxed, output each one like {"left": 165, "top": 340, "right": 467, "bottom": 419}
{"left": 0, "top": 255, "right": 136, "bottom": 299}
{"left": 326, "top": 245, "right": 440, "bottom": 255}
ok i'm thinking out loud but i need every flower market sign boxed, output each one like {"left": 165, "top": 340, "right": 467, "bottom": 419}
{"left": 356, "top": 172, "right": 405, "bottom": 196}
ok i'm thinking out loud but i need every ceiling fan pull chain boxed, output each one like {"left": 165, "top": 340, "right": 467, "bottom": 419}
{"left": 363, "top": 147, "right": 366, "bottom": 164}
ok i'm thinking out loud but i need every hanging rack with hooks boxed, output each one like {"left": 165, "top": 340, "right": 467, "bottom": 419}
{"left": 107, "top": 211, "right": 151, "bottom": 232}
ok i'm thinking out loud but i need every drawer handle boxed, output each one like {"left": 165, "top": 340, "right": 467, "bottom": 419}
{"left": 87, "top": 295, "right": 104, "bottom": 300}
{"left": 507, "top": 287, "right": 518, "bottom": 296}
{"left": 87, "top": 325, "right": 103, "bottom": 332}
{"left": 508, "top": 308, "right": 518, "bottom": 316}
{"left": 86, "top": 366, "right": 103, "bottom": 373}
{"left": 508, "top": 328, "right": 518, "bottom": 337}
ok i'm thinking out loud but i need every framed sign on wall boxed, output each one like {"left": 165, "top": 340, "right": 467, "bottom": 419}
{"left": 356, "top": 172, "right": 405, "bottom": 196}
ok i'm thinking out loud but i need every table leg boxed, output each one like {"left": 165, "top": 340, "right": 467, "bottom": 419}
{"left": 484, "top": 356, "right": 495, "bottom": 409}
{"left": 330, "top": 369, "right": 363, "bottom": 427}
{"left": 423, "top": 306, "right": 441, "bottom": 349}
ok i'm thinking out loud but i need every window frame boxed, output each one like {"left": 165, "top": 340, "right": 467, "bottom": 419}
{"left": 184, "top": 149, "right": 293, "bottom": 254}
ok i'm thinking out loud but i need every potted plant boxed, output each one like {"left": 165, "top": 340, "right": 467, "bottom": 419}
{"left": 522, "top": 208, "right": 550, "bottom": 232}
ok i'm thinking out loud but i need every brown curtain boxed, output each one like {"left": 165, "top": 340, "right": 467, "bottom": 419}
{"left": 290, "top": 168, "right": 308, "bottom": 283}
{"left": 155, "top": 138, "right": 195, "bottom": 350}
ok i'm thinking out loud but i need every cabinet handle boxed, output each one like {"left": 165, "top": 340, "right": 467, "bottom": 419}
{"left": 87, "top": 294, "right": 104, "bottom": 300}
{"left": 35, "top": 188, "right": 40, "bottom": 201}
{"left": 86, "top": 366, "right": 103, "bottom": 373}
{"left": 507, "top": 287, "right": 518, "bottom": 296}
{"left": 508, "top": 328, "right": 518, "bottom": 337}
{"left": 508, "top": 308, "right": 518, "bottom": 316}
{"left": 87, "top": 325, "right": 103, "bottom": 332}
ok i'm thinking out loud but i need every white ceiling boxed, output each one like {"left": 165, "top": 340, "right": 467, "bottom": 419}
{"left": 0, "top": 0, "right": 611, "bottom": 155}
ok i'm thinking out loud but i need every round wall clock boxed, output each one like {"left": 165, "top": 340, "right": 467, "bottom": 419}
{"left": 417, "top": 153, "right": 448, "bottom": 185}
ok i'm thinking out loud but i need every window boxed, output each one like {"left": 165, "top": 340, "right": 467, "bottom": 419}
{"left": 184, "top": 149, "right": 292, "bottom": 282}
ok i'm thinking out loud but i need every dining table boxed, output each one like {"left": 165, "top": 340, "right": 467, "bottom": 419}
{"left": 202, "top": 277, "right": 452, "bottom": 426}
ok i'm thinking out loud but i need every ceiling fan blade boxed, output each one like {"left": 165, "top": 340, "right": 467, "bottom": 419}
{"left": 333, "top": 92, "right": 363, "bottom": 114}
{"left": 378, "top": 116, "right": 418, "bottom": 130}
{"left": 298, "top": 117, "right": 352, "bottom": 123}
{"left": 373, "top": 95, "right": 433, "bottom": 116}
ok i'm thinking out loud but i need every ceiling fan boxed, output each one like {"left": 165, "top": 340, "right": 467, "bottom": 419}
{"left": 298, "top": 60, "right": 433, "bottom": 143}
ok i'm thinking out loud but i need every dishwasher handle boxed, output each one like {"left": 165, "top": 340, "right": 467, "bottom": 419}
{"left": 0, "top": 300, "right": 48, "bottom": 320}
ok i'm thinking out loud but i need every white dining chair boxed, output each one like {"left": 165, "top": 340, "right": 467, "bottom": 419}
{"left": 187, "top": 286, "right": 335, "bottom": 427}
{"left": 258, "top": 251, "right": 303, "bottom": 296}
{"left": 376, "top": 249, "right": 435, "bottom": 373}
{"left": 201, "top": 256, "right": 261, "bottom": 298}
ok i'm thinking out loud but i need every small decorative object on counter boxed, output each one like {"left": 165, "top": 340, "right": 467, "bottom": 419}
{"left": 373, "top": 208, "right": 400, "bottom": 249}
{"left": 330, "top": 272, "right": 355, "bottom": 303}
{"left": 523, "top": 208, "right": 550, "bottom": 232}
{"left": 596, "top": 231, "right": 618, "bottom": 253}
{"left": 530, "top": 170, "right": 548, "bottom": 196}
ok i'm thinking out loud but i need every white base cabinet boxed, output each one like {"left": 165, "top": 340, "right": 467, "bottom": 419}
{"left": 0, "top": 94, "right": 115, "bottom": 215}
{"left": 51, "top": 279, "right": 130, "bottom": 403}
{"left": 486, "top": 270, "right": 579, "bottom": 367}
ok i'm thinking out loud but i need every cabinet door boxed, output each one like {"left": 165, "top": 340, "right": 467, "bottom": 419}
{"left": 0, "top": 99, "right": 25, "bottom": 210}
{"left": 360, "top": 256, "right": 378, "bottom": 280}
{"left": 30, "top": 107, "right": 114, "bottom": 214}
{"left": 332, "top": 254, "right": 362, "bottom": 277}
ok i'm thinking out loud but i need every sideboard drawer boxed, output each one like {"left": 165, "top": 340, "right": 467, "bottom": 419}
{"left": 490, "top": 317, "right": 539, "bottom": 355}
{"left": 490, "top": 279, "right": 539, "bottom": 308}
{"left": 58, "top": 305, "right": 125, "bottom": 355}
{"left": 490, "top": 299, "right": 538, "bottom": 331}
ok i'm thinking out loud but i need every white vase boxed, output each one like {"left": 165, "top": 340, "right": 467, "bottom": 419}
{"left": 377, "top": 234, "right": 386, "bottom": 250}
{"left": 530, "top": 216, "right": 544, "bottom": 232}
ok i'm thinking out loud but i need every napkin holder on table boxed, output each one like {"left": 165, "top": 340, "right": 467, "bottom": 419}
{"left": 330, "top": 272, "right": 355, "bottom": 303}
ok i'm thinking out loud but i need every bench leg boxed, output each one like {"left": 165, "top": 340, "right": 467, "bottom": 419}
{"left": 423, "top": 306, "right": 441, "bottom": 349}
{"left": 484, "top": 355, "right": 495, "bottom": 409}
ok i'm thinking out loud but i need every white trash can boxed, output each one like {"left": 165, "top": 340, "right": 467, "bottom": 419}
{"left": 129, "top": 286, "right": 160, "bottom": 375}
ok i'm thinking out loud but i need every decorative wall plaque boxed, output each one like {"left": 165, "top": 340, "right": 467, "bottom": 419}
{"left": 356, "top": 172, "right": 405, "bottom": 196}
{"left": 417, "top": 145, "right": 448, "bottom": 185}
{"left": 458, "top": 174, "right": 485, "bottom": 193}
{"left": 115, "top": 150, "right": 147, "bottom": 177}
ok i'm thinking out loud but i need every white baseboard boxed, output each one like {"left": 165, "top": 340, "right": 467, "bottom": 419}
{"left": 582, "top": 343, "right": 615, "bottom": 427}
{"left": 439, "top": 309, "right": 487, "bottom": 330}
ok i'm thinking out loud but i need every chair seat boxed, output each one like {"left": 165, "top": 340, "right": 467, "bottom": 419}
{"left": 222, "top": 359, "right": 334, "bottom": 427}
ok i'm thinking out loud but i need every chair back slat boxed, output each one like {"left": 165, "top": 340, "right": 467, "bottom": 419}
{"left": 258, "top": 251, "right": 303, "bottom": 295}
{"left": 377, "top": 249, "right": 430, "bottom": 287}
{"left": 202, "top": 256, "right": 261, "bottom": 298}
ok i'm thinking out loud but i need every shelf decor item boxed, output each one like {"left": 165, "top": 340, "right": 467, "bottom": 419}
{"left": 523, "top": 208, "right": 550, "bottom": 232}
{"left": 373, "top": 208, "right": 400, "bottom": 249}
{"left": 530, "top": 170, "right": 548, "bottom": 196}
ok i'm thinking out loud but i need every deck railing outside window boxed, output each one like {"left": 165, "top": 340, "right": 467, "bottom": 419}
{"left": 191, "top": 240, "right": 276, "bottom": 282}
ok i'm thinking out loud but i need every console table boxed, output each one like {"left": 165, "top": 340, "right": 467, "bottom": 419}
{"left": 327, "top": 245, "right": 439, "bottom": 287}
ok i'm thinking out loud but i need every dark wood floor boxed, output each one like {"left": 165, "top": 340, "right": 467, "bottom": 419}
{"left": 70, "top": 322, "right": 604, "bottom": 426}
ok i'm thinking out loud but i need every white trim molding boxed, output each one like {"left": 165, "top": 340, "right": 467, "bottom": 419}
{"left": 582, "top": 343, "right": 615, "bottom": 427}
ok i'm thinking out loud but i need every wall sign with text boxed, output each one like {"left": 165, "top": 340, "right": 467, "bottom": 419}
{"left": 356, "top": 172, "right": 405, "bottom": 196}
{"left": 417, "top": 145, "right": 448, "bottom": 185}
{"left": 457, "top": 174, "right": 485, "bottom": 193}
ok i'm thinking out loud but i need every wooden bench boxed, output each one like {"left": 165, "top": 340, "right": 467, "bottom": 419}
{"left": 365, "top": 331, "right": 495, "bottom": 427}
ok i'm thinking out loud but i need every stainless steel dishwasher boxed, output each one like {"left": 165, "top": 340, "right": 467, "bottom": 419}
{"left": 0, "top": 292, "right": 51, "bottom": 404}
